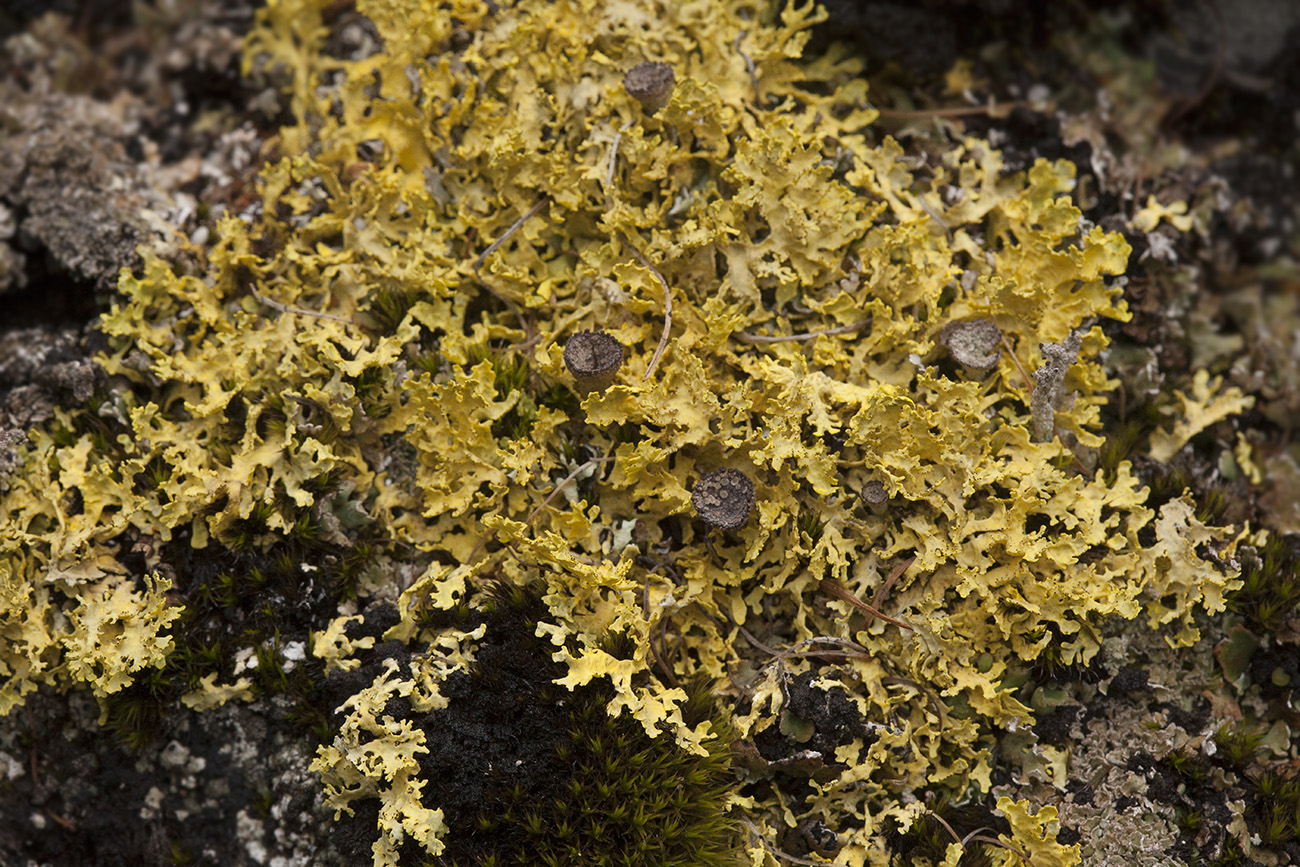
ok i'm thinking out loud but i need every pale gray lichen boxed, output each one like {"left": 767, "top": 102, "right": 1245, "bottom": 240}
{"left": 0, "top": 328, "right": 97, "bottom": 429}
{"left": 991, "top": 620, "right": 1229, "bottom": 867}
{"left": 1031, "top": 331, "right": 1083, "bottom": 441}
{"left": 939, "top": 318, "right": 1002, "bottom": 370}
{"left": 0, "top": 429, "right": 26, "bottom": 490}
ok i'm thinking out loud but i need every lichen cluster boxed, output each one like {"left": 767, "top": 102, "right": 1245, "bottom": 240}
{"left": 0, "top": 0, "right": 1259, "bottom": 864}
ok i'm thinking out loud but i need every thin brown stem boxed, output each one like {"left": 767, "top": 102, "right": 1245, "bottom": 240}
{"left": 786, "top": 635, "right": 874, "bottom": 656}
{"left": 605, "top": 120, "right": 633, "bottom": 201}
{"left": 734, "top": 622, "right": 785, "bottom": 658}
{"left": 472, "top": 196, "right": 551, "bottom": 273}
{"left": 775, "top": 649, "right": 875, "bottom": 661}
{"left": 927, "top": 809, "right": 964, "bottom": 848}
{"left": 465, "top": 456, "right": 614, "bottom": 564}
{"left": 1001, "top": 333, "right": 1034, "bottom": 396}
{"left": 619, "top": 232, "right": 673, "bottom": 381}
{"left": 871, "top": 556, "right": 915, "bottom": 611}
{"left": 471, "top": 198, "right": 550, "bottom": 345}
{"left": 820, "top": 579, "right": 914, "bottom": 630}
{"left": 522, "top": 455, "right": 614, "bottom": 527}
{"left": 880, "top": 676, "right": 945, "bottom": 727}
{"left": 45, "top": 811, "right": 77, "bottom": 831}
{"left": 734, "top": 319, "right": 869, "bottom": 344}
{"left": 639, "top": 562, "right": 681, "bottom": 688}
{"left": 249, "top": 285, "right": 354, "bottom": 324}
{"left": 967, "top": 835, "right": 1033, "bottom": 866}
{"left": 734, "top": 30, "right": 760, "bottom": 103}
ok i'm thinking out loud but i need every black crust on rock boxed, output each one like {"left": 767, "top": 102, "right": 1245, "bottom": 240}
{"left": 691, "top": 468, "right": 755, "bottom": 530}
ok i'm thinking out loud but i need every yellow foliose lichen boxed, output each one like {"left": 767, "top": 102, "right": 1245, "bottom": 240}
{"left": 0, "top": 0, "right": 1257, "bottom": 863}
{"left": 61, "top": 573, "right": 182, "bottom": 700}
{"left": 994, "top": 797, "right": 1081, "bottom": 867}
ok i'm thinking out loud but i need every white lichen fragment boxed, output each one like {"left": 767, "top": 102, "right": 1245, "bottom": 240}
{"left": 1030, "top": 332, "right": 1082, "bottom": 442}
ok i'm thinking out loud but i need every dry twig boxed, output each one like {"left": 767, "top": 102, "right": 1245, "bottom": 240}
{"left": 617, "top": 232, "right": 673, "bottom": 381}
{"left": 522, "top": 455, "right": 614, "bottom": 527}
{"left": 249, "top": 285, "right": 354, "bottom": 324}
{"left": 734, "top": 31, "right": 760, "bottom": 102}
{"left": 472, "top": 196, "right": 551, "bottom": 274}
{"left": 637, "top": 557, "right": 682, "bottom": 688}
{"left": 820, "top": 579, "right": 914, "bottom": 631}
{"left": 469, "top": 197, "right": 551, "bottom": 345}
{"left": 928, "top": 809, "right": 965, "bottom": 848}
{"left": 734, "top": 319, "right": 869, "bottom": 344}
{"left": 466, "top": 455, "right": 614, "bottom": 564}
{"left": 1000, "top": 333, "right": 1035, "bottom": 396}
{"left": 871, "top": 555, "right": 915, "bottom": 612}
{"left": 605, "top": 120, "right": 634, "bottom": 203}
{"left": 921, "top": 807, "right": 1035, "bottom": 866}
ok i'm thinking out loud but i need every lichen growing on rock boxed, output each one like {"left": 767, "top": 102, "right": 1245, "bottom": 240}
{"left": 0, "top": 0, "right": 1262, "bottom": 864}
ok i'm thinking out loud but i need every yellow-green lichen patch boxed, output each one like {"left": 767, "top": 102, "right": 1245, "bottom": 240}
{"left": 0, "top": 0, "right": 1258, "bottom": 863}
{"left": 313, "top": 653, "right": 453, "bottom": 863}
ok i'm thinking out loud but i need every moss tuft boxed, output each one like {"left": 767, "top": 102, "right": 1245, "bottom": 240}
{"left": 1228, "top": 535, "right": 1300, "bottom": 635}
{"left": 324, "top": 583, "right": 739, "bottom": 867}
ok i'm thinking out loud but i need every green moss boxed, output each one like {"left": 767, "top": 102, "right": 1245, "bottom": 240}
{"left": 1173, "top": 805, "right": 1204, "bottom": 835}
{"left": 1211, "top": 721, "right": 1265, "bottom": 771}
{"left": 320, "top": 584, "right": 739, "bottom": 867}
{"left": 1161, "top": 747, "right": 1209, "bottom": 784}
{"left": 1250, "top": 768, "right": 1300, "bottom": 847}
{"left": 453, "top": 681, "right": 737, "bottom": 867}
{"left": 100, "top": 535, "right": 367, "bottom": 748}
{"left": 1228, "top": 535, "right": 1300, "bottom": 634}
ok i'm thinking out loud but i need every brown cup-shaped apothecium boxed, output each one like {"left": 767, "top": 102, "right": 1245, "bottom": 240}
{"left": 691, "top": 468, "right": 755, "bottom": 531}
{"left": 623, "top": 61, "right": 675, "bottom": 115}
{"left": 938, "top": 318, "right": 1002, "bottom": 371}
{"left": 859, "top": 480, "right": 888, "bottom": 508}
{"left": 563, "top": 330, "right": 625, "bottom": 394}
